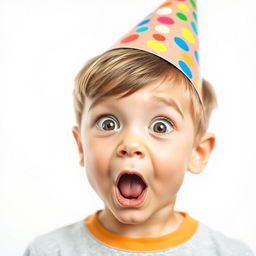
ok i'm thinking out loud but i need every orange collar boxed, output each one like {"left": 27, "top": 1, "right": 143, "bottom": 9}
{"left": 84, "top": 210, "right": 199, "bottom": 252}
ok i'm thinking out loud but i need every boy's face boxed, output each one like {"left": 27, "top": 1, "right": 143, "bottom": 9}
{"left": 73, "top": 81, "right": 203, "bottom": 225}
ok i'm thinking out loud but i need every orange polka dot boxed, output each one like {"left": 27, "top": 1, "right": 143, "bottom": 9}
{"left": 159, "top": 2, "right": 172, "bottom": 8}
{"left": 181, "top": 52, "right": 194, "bottom": 67}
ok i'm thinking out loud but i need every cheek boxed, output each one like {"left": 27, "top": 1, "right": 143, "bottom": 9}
{"left": 151, "top": 139, "right": 191, "bottom": 191}
{"left": 154, "top": 139, "right": 191, "bottom": 172}
{"left": 84, "top": 138, "right": 112, "bottom": 193}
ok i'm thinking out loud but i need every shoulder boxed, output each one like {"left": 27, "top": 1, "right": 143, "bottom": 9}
{"left": 23, "top": 219, "right": 84, "bottom": 256}
{"left": 197, "top": 223, "right": 254, "bottom": 256}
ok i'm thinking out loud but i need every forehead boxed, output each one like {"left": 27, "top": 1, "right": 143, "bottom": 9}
{"left": 85, "top": 80, "right": 191, "bottom": 117}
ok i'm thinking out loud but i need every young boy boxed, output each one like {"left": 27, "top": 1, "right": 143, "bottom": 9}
{"left": 23, "top": 1, "right": 254, "bottom": 255}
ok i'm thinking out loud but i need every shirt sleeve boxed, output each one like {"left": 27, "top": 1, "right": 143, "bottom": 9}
{"left": 22, "top": 237, "right": 59, "bottom": 256}
{"left": 210, "top": 229, "right": 254, "bottom": 256}
{"left": 22, "top": 242, "right": 43, "bottom": 256}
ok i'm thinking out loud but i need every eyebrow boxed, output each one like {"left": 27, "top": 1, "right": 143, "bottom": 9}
{"left": 88, "top": 98, "right": 106, "bottom": 113}
{"left": 151, "top": 95, "right": 184, "bottom": 119}
{"left": 88, "top": 95, "right": 184, "bottom": 119}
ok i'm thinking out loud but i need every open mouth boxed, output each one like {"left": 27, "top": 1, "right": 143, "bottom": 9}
{"left": 114, "top": 172, "right": 148, "bottom": 207}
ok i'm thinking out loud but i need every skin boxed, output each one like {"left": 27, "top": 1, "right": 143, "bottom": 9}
{"left": 72, "top": 80, "right": 215, "bottom": 238}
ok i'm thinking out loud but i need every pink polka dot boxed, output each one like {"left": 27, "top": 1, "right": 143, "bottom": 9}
{"left": 157, "top": 16, "right": 175, "bottom": 25}
{"left": 121, "top": 34, "right": 139, "bottom": 43}
{"left": 153, "top": 34, "right": 166, "bottom": 41}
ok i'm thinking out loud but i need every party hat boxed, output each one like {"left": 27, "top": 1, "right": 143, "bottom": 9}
{"left": 110, "top": 0, "right": 202, "bottom": 103}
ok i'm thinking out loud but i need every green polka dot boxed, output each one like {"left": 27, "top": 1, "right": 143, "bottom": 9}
{"left": 176, "top": 12, "right": 188, "bottom": 21}
{"left": 190, "top": 0, "right": 197, "bottom": 10}
{"left": 192, "top": 11, "right": 197, "bottom": 22}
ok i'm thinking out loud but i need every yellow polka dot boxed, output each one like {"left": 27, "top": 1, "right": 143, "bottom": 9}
{"left": 181, "top": 28, "right": 195, "bottom": 43}
{"left": 155, "top": 25, "right": 170, "bottom": 34}
{"left": 177, "top": 3, "right": 189, "bottom": 12}
{"left": 147, "top": 40, "right": 167, "bottom": 52}
{"left": 181, "top": 53, "right": 194, "bottom": 67}
{"left": 196, "top": 79, "right": 202, "bottom": 90}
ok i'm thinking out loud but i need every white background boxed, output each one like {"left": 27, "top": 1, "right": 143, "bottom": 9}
{"left": 1, "top": 0, "right": 256, "bottom": 255}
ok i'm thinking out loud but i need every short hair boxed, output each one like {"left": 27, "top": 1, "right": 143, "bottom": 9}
{"left": 73, "top": 48, "right": 217, "bottom": 143}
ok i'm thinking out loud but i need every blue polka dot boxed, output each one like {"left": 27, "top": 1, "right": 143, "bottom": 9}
{"left": 190, "top": 21, "right": 198, "bottom": 35}
{"left": 137, "top": 19, "right": 151, "bottom": 26}
{"left": 136, "top": 26, "right": 149, "bottom": 33}
{"left": 178, "top": 60, "right": 192, "bottom": 79}
{"left": 174, "top": 37, "right": 189, "bottom": 52}
{"left": 194, "top": 50, "right": 199, "bottom": 64}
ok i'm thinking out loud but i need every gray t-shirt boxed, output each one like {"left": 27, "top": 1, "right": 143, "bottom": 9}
{"left": 23, "top": 211, "right": 254, "bottom": 256}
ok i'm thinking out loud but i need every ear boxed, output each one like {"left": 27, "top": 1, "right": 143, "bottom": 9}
{"left": 72, "top": 126, "right": 85, "bottom": 166}
{"left": 188, "top": 132, "right": 216, "bottom": 174}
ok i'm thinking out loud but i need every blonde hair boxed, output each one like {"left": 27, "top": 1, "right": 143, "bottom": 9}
{"left": 73, "top": 48, "right": 217, "bottom": 142}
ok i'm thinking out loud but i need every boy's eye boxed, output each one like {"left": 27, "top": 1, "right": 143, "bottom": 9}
{"left": 96, "top": 115, "right": 120, "bottom": 131}
{"left": 150, "top": 118, "right": 174, "bottom": 134}
{"left": 95, "top": 115, "right": 174, "bottom": 134}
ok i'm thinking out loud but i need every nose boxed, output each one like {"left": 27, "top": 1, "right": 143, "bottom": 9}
{"left": 116, "top": 142, "right": 145, "bottom": 158}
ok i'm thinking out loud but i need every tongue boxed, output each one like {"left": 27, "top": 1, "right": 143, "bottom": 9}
{"left": 118, "top": 174, "right": 145, "bottom": 198}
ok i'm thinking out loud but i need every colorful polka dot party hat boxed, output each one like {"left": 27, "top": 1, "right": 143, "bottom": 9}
{"left": 110, "top": 0, "right": 202, "bottom": 103}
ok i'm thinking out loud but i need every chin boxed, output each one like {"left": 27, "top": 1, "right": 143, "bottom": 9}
{"left": 112, "top": 207, "right": 150, "bottom": 225}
